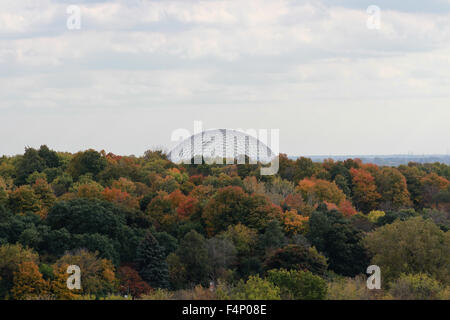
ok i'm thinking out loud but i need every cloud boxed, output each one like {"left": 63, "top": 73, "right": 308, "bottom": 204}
{"left": 0, "top": 0, "right": 449, "bottom": 155}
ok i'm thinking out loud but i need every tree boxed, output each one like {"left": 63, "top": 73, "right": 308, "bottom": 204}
{"left": 282, "top": 210, "right": 309, "bottom": 235}
{"left": 307, "top": 209, "right": 369, "bottom": 276}
{"left": 297, "top": 178, "right": 346, "bottom": 206}
{"left": 32, "top": 178, "right": 56, "bottom": 217}
{"left": 264, "top": 245, "right": 328, "bottom": 276}
{"left": 229, "top": 275, "right": 281, "bottom": 300}
{"left": 338, "top": 200, "right": 357, "bottom": 217}
{"left": 243, "top": 176, "right": 266, "bottom": 195}
{"left": 207, "top": 236, "right": 236, "bottom": 281}
{"left": 257, "top": 220, "right": 286, "bottom": 256}
{"left": 282, "top": 193, "right": 308, "bottom": 215}
{"left": 46, "top": 197, "right": 141, "bottom": 263}
{"left": 49, "top": 264, "right": 79, "bottom": 300}
{"left": 333, "top": 174, "right": 351, "bottom": 197}
{"left": 72, "top": 233, "right": 119, "bottom": 264}
{"left": 293, "top": 157, "right": 316, "bottom": 183}
{"left": 11, "top": 261, "right": 48, "bottom": 299}
{"left": 220, "top": 224, "right": 258, "bottom": 257}
{"left": 51, "top": 173, "right": 73, "bottom": 197}
{"left": 111, "top": 177, "right": 137, "bottom": 194}
{"left": 166, "top": 253, "right": 187, "bottom": 290}
{"left": 154, "top": 232, "right": 178, "bottom": 258}
{"left": 326, "top": 275, "right": 376, "bottom": 300}
{"left": 37, "top": 145, "right": 61, "bottom": 168}
{"left": 175, "top": 230, "right": 210, "bottom": 287}
{"left": 363, "top": 217, "right": 450, "bottom": 284}
{"left": 388, "top": 273, "right": 445, "bottom": 300}
{"left": 101, "top": 187, "right": 139, "bottom": 210}
{"left": 135, "top": 232, "right": 169, "bottom": 289}
{"left": 176, "top": 195, "right": 199, "bottom": 220}
{"left": 0, "top": 244, "right": 39, "bottom": 298}
{"left": 203, "top": 186, "right": 248, "bottom": 235}
{"left": 203, "top": 186, "right": 281, "bottom": 235}
{"left": 145, "top": 191, "right": 176, "bottom": 232}
{"left": 0, "top": 179, "right": 8, "bottom": 208}
{"left": 8, "top": 185, "right": 40, "bottom": 214}
{"left": 15, "top": 147, "right": 46, "bottom": 185}
{"left": 67, "top": 149, "right": 107, "bottom": 180}
{"left": 266, "top": 268, "right": 327, "bottom": 300}
{"left": 367, "top": 210, "right": 385, "bottom": 223}
{"left": 375, "top": 208, "right": 418, "bottom": 226}
{"left": 0, "top": 210, "right": 45, "bottom": 247}
{"left": 54, "top": 249, "right": 118, "bottom": 297}
{"left": 265, "top": 176, "right": 295, "bottom": 205}
{"left": 278, "top": 154, "right": 296, "bottom": 181}
{"left": 421, "top": 173, "right": 449, "bottom": 208}
{"left": 350, "top": 168, "right": 381, "bottom": 213}
{"left": 398, "top": 165, "right": 425, "bottom": 208}
{"left": 117, "top": 265, "right": 151, "bottom": 298}
{"left": 47, "top": 198, "right": 126, "bottom": 240}
{"left": 374, "top": 167, "right": 411, "bottom": 210}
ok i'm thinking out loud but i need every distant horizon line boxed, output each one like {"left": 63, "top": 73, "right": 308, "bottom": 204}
{"left": 293, "top": 154, "right": 449, "bottom": 157}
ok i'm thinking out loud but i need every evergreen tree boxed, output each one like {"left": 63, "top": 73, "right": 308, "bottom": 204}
{"left": 135, "top": 232, "right": 169, "bottom": 289}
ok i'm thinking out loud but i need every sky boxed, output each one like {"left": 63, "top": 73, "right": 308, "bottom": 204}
{"left": 0, "top": 0, "right": 449, "bottom": 156}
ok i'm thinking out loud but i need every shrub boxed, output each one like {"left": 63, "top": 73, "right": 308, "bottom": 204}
{"left": 266, "top": 269, "right": 327, "bottom": 300}
{"left": 327, "top": 275, "right": 380, "bottom": 300}
{"left": 388, "top": 273, "right": 444, "bottom": 300}
{"left": 229, "top": 275, "right": 281, "bottom": 300}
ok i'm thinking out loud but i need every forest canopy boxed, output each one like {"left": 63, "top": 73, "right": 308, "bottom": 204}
{"left": 0, "top": 146, "right": 448, "bottom": 300}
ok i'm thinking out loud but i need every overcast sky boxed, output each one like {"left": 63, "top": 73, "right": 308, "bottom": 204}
{"left": 1, "top": 0, "right": 449, "bottom": 156}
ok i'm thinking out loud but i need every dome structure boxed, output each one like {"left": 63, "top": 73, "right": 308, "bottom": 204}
{"left": 168, "top": 129, "right": 276, "bottom": 164}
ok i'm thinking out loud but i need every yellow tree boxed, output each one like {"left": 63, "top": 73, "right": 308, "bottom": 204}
{"left": 297, "top": 178, "right": 346, "bottom": 206}
{"left": 49, "top": 264, "right": 80, "bottom": 300}
{"left": 282, "top": 210, "right": 309, "bottom": 235}
{"left": 11, "top": 261, "right": 49, "bottom": 300}
{"left": 32, "top": 178, "right": 56, "bottom": 218}
{"left": 8, "top": 185, "right": 41, "bottom": 214}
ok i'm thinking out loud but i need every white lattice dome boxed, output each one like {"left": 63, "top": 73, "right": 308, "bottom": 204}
{"left": 168, "top": 129, "right": 276, "bottom": 164}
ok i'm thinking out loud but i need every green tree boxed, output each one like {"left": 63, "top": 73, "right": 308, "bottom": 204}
{"left": 15, "top": 147, "right": 46, "bottom": 185}
{"left": 257, "top": 220, "right": 286, "bottom": 256}
{"left": 374, "top": 167, "right": 411, "bottom": 210}
{"left": 207, "top": 236, "right": 236, "bottom": 281}
{"left": 230, "top": 275, "right": 281, "bottom": 300}
{"left": 203, "top": 186, "right": 280, "bottom": 236}
{"left": 135, "top": 232, "right": 169, "bottom": 289}
{"left": 363, "top": 217, "right": 450, "bottom": 284}
{"left": 176, "top": 230, "right": 210, "bottom": 287}
{"left": 37, "top": 145, "right": 60, "bottom": 169}
{"left": 388, "top": 273, "right": 445, "bottom": 300}
{"left": 293, "top": 157, "right": 316, "bottom": 183}
{"left": 398, "top": 165, "right": 425, "bottom": 208}
{"left": 46, "top": 198, "right": 142, "bottom": 262}
{"left": 51, "top": 173, "right": 73, "bottom": 197}
{"left": 307, "top": 209, "right": 369, "bottom": 276}
{"left": 266, "top": 268, "right": 327, "bottom": 300}
{"left": 67, "top": 149, "right": 107, "bottom": 180}
{"left": 264, "top": 245, "right": 328, "bottom": 276}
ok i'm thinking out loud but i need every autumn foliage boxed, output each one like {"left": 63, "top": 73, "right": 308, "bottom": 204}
{"left": 0, "top": 145, "right": 449, "bottom": 300}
